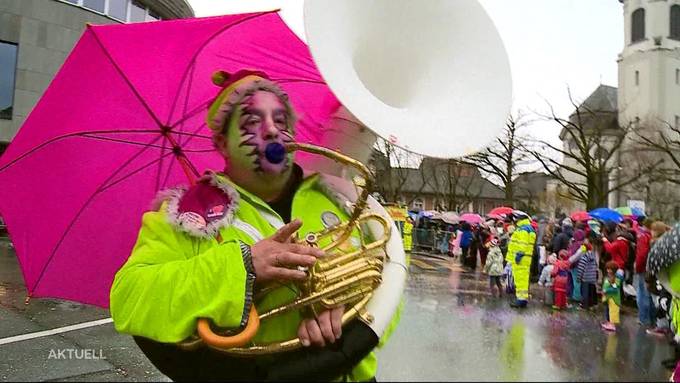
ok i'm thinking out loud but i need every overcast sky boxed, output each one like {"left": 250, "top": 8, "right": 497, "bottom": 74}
{"left": 188, "top": 0, "right": 624, "bottom": 149}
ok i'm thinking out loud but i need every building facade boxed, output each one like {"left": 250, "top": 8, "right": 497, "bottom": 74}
{"left": 512, "top": 171, "right": 553, "bottom": 216}
{"left": 618, "top": 0, "right": 680, "bottom": 129}
{"left": 617, "top": 0, "right": 680, "bottom": 220}
{"left": 371, "top": 152, "right": 507, "bottom": 214}
{"left": 558, "top": 0, "right": 680, "bottom": 220}
{"left": 0, "top": 0, "right": 194, "bottom": 151}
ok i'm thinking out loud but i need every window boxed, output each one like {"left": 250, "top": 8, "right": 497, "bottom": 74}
{"left": 632, "top": 8, "right": 646, "bottom": 43}
{"left": 59, "top": 0, "right": 161, "bottom": 23}
{"left": 130, "top": 0, "right": 147, "bottom": 22}
{"left": 82, "top": 0, "right": 105, "bottom": 13}
{"left": 635, "top": 70, "right": 640, "bottom": 86}
{"left": 108, "top": 0, "right": 129, "bottom": 21}
{"left": 671, "top": 5, "right": 680, "bottom": 40}
{"left": 0, "top": 41, "right": 18, "bottom": 121}
{"left": 146, "top": 9, "right": 161, "bottom": 21}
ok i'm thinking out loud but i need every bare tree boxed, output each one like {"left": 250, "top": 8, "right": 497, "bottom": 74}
{"left": 633, "top": 120, "right": 680, "bottom": 185}
{"left": 422, "top": 158, "right": 482, "bottom": 212}
{"left": 525, "top": 89, "right": 660, "bottom": 210}
{"left": 370, "top": 138, "right": 423, "bottom": 204}
{"left": 466, "top": 113, "right": 533, "bottom": 205}
{"left": 629, "top": 119, "right": 680, "bottom": 220}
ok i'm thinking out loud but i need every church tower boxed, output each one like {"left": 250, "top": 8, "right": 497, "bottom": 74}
{"left": 616, "top": 0, "right": 680, "bottom": 219}
{"left": 618, "top": 0, "right": 680, "bottom": 129}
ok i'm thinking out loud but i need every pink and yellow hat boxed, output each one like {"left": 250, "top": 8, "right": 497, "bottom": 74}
{"left": 206, "top": 70, "right": 297, "bottom": 135}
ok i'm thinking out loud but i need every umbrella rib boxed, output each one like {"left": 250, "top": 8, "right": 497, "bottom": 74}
{"left": 273, "top": 78, "right": 326, "bottom": 85}
{"left": 249, "top": 45, "right": 321, "bottom": 80}
{"left": 160, "top": 124, "right": 211, "bottom": 190}
{"left": 167, "top": 56, "right": 197, "bottom": 127}
{"left": 170, "top": 77, "right": 327, "bottom": 139}
{"left": 178, "top": 122, "right": 208, "bottom": 148}
{"left": 0, "top": 129, "right": 161, "bottom": 172}
{"left": 216, "top": 53, "right": 319, "bottom": 82}
{"left": 87, "top": 27, "right": 163, "bottom": 129}
{"left": 100, "top": 150, "right": 176, "bottom": 194}
{"left": 168, "top": 99, "right": 213, "bottom": 131}
{"left": 79, "top": 133, "right": 169, "bottom": 149}
{"left": 30, "top": 133, "right": 165, "bottom": 295}
{"left": 167, "top": 10, "right": 279, "bottom": 128}
{"left": 173, "top": 131, "right": 213, "bottom": 140}
{"left": 155, "top": 134, "right": 168, "bottom": 192}
{"left": 181, "top": 148, "right": 215, "bottom": 153}
{"left": 250, "top": 44, "right": 321, "bottom": 78}
{"left": 161, "top": 150, "right": 178, "bottom": 190}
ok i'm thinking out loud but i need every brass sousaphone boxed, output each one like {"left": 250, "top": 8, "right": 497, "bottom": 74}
{"left": 184, "top": 0, "right": 512, "bottom": 358}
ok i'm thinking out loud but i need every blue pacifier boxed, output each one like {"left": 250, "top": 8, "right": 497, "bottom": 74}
{"left": 264, "top": 142, "right": 286, "bottom": 164}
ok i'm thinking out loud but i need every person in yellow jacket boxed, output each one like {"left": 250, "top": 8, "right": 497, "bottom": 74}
{"left": 110, "top": 70, "right": 401, "bottom": 381}
{"left": 505, "top": 211, "right": 536, "bottom": 308}
{"left": 403, "top": 217, "right": 414, "bottom": 252}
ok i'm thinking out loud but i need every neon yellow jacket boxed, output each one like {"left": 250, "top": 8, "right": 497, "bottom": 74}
{"left": 505, "top": 218, "right": 536, "bottom": 267}
{"left": 110, "top": 171, "right": 400, "bottom": 381}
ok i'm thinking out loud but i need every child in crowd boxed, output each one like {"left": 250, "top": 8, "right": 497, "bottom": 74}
{"left": 539, "top": 254, "right": 557, "bottom": 306}
{"left": 483, "top": 237, "right": 504, "bottom": 297}
{"left": 577, "top": 232, "right": 599, "bottom": 310}
{"left": 602, "top": 260, "right": 624, "bottom": 332}
{"left": 569, "top": 229, "right": 586, "bottom": 303}
{"left": 552, "top": 250, "right": 571, "bottom": 310}
{"left": 503, "top": 262, "right": 514, "bottom": 295}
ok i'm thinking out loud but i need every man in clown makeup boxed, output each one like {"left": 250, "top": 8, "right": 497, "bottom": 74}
{"left": 110, "top": 70, "right": 400, "bottom": 381}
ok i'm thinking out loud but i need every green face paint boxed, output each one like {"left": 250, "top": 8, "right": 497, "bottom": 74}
{"left": 223, "top": 91, "right": 295, "bottom": 194}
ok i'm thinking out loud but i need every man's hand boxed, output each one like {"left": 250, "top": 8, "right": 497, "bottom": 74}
{"left": 297, "top": 306, "right": 344, "bottom": 347}
{"left": 251, "top": 219, "right": 323, "bottom": 283}
{"left": 515, "top": 252, "right": 524, "bottom": 265}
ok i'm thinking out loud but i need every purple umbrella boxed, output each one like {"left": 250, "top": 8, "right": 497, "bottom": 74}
{"left": 0, "top": 12, "right": 341, "bottom": 307}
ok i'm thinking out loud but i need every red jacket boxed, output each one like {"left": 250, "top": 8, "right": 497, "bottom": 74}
{"left": 635, "top": 227, "right": 651, "bottom": 274}
{"left": 603, "top": 237, "right": 628, "bottom": 270}
{"left": 551, "top": 260, "right": 570, "bottom": 293}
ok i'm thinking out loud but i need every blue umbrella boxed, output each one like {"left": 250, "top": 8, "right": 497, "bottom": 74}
{"left": 631, "top": 207, "right": 646, "bottom": 217}
{"left": 588, "top": 208, "right": 624, "bottom": 223}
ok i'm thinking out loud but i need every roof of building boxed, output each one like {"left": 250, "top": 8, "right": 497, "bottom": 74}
{"left": 387, "top": 159, "right": 506, "bottom": 200}
{"left": 561, "top": 84, "right": 620, "bottom": 140}
{"left": 572, "top": 84, "right": 618, "bottom": 115}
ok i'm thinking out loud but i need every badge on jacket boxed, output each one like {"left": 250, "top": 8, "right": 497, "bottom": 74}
{"left": 206, "top": 204, "right": 226, "bottom": 221}
{"left": 321, "top": 211, "right": 341, "bottom": 228}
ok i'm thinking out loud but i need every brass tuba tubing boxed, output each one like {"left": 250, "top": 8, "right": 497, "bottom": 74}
{"left": 192, "top": 142, "right": 390, "bottom": 355}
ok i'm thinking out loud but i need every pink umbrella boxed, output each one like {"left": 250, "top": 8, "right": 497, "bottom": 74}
{"left": 459, "top": 213, "right": 483, "bottom": 224}
{"left": 0, "top": 12, "right": 341, "bottom": 307}
{"left": 570, "top": 211, "right": 591, "bottom": 222}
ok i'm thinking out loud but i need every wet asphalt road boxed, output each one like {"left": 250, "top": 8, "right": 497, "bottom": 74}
{"left": 0, "top": 240, "right": 673, "bottom": 381}
{"left": 377, "top": 253, "right": 672, "bottom": 381}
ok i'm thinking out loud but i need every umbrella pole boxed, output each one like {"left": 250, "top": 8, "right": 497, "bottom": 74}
{"left": 163, "top": 127, "right": 198, "bottom": 186}
{"left": 163, "top": 129, "right": 223, "bottom": 242}
{"left": 177, "top": 156, "right": 197, "bottom": 186}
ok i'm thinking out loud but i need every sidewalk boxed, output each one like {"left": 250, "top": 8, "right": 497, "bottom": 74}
{"left": 0, "top": 238, "right": 169, "bottom": 382}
